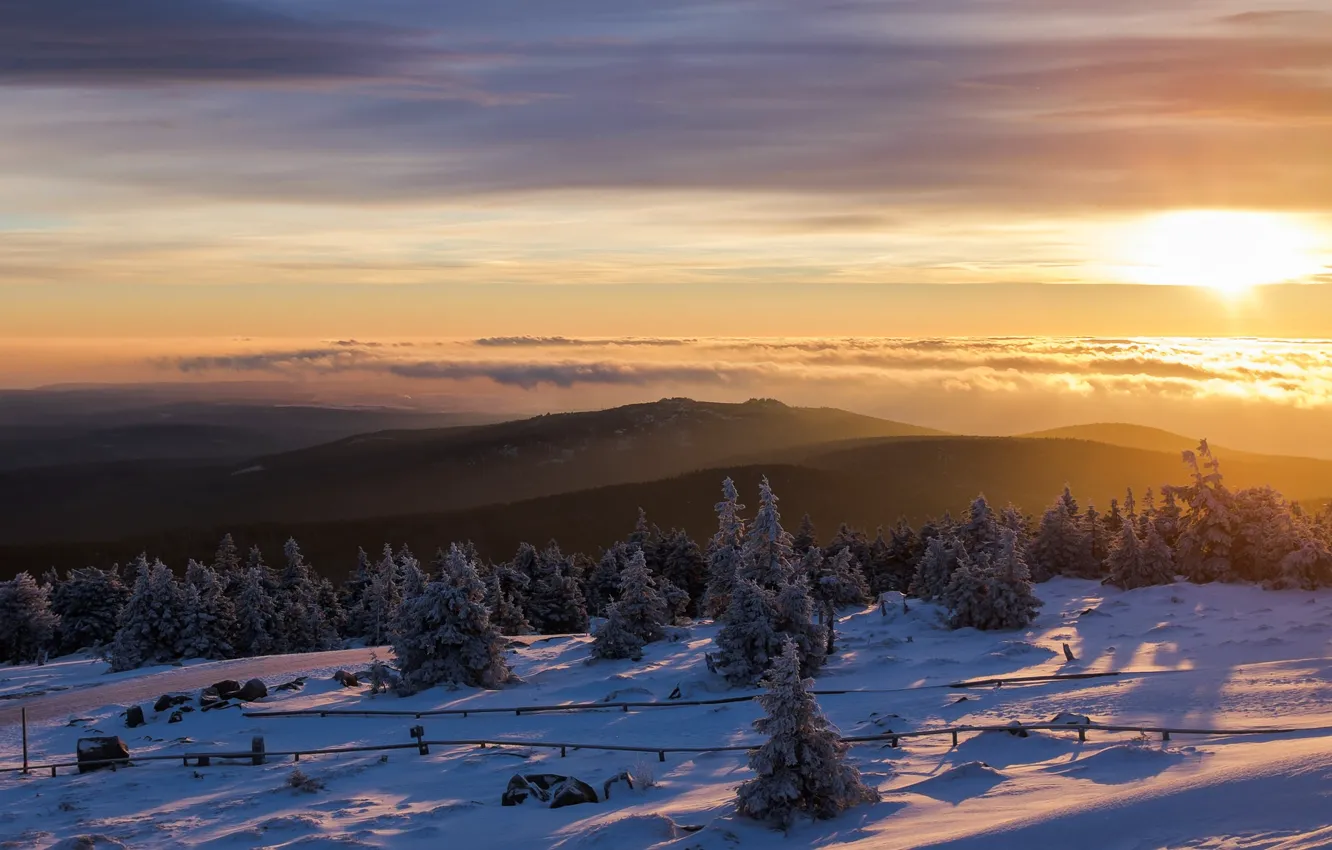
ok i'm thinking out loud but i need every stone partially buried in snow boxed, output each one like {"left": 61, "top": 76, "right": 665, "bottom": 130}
{"left": 501, "top": 774, "right": 599, "bottom": 809}
{"left": 124, "top": 706, "right": 145, "bottom": 728}
{"left": 210, "top": 680, "right": 242, "bottom": 700}
{"left": 236, "top": 679, "right": 268, "bottom": 702}
{"left": 76, "top": 737, "right": 130, "bottom": 774}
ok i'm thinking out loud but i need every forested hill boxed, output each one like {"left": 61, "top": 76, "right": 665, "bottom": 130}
{"left": 6, "top": 436, "right": 1331, "bottom": 579}
{"left": 0, "top": 398, "right": 943, "bottom": 546}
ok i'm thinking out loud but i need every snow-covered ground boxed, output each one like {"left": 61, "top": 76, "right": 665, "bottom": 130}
{"left": 6, "top": 579, "right": 1332, "bottom": 849}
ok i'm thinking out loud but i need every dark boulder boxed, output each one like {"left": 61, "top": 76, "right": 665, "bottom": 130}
{"left": 333, "top": 670, "right": 359, "bottom": 687}
{"left": 502, "top": 774, "right": 599, "bottom": 809}
{"left": 76, "top": 737, "right": 130, "bottom": 773}
{"left": 168, "top": 711, "right": 184, "bottom": 724}
{"left": 211, "top": 680, "right": 242, "bottom": 699}
{"left": 154, "top": 694, "right": 192, "bottom": 713}
{"left": 236, "top": 679, "right": 268, "bottom": 702}
{"left": 124, "top": 706, "right": 145, "bottom": 729}
{"left": 276, "top": 677, "right": 307, "bottom": 692}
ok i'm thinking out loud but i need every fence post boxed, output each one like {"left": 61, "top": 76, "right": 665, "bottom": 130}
{"left": 21, "top": 707, "right": 29, "bottom": 775}
{"left": 251, "top": 736, "right": 266, "bottom": 766}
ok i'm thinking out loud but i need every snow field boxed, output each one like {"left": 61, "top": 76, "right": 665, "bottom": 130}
{"left": 6, "top": 579, "right": 1332, "bottom": 848}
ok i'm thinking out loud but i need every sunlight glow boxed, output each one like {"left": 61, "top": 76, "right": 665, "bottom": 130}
{"left": 1117, "top": 210, "right": 1323, "bottom": 294}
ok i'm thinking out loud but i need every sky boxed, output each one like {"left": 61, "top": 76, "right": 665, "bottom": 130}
{"left": 3, "top": 0, "right": 1332, "bottom": 442}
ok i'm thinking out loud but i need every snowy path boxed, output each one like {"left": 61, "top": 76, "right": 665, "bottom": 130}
{"left": 0, "top": 636, "right": 573, "bottom": 728}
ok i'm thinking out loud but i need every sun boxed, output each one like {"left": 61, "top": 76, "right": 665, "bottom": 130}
{"left": 1115, "top": 210, "right": 1323, "bottom": 294}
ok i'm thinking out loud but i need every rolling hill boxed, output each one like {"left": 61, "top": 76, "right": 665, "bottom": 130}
{"left": 7, "top": 435, "right": 1331, "bottom": 579}
{"left": 0, "top": 398, "right": 944, "bottom": 546}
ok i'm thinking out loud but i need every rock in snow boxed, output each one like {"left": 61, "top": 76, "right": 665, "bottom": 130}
{"left": 235, "top": 679, "right": 268, "bottom": 701}
{"left": 501, "top": 774, "right": 599, "bottom": 808}
{"left": 76, "top": 737, "right": 130, "bottom": 774}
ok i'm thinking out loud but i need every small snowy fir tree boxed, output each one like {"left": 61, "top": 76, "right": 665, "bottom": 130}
{"left": 601, "top": 548, "right": 667, "bottom": 644}
{"left": 50, "top": 565, "right": 128, "bottom": 654}
{"left": 703, "top": 477, "right": 747, "bottom": 618}
{"left": 0, "top": 572, "right": 59, "bottom": 664}
{"left": 585, "top": 546, "right": 625, "bottom": 617}
{"left": 1107, "top": 517, "right": 1175, "bottom": 590}
{"left": 484, "top": 564, "right": 532, "bottom": 636}
{"left": 738, "top": 477, "right": 796, "bottom": 590}
{"left": 1171, "top": 440, "right": 1237, "bottom": 583}
{"left": 1082, "top": 504, "right": 1110, "bottom": 576}
{"left": 352, "top": 545, "right": 402, "bottom": 645}
{"left": 658, "top": 529, "right": 708, "bottom": 615}
{"left": 736, "top": 640, "right": 878, "bottom": 827}
{"left": 959, "top": 494, "right": 1002, "bottom": 559}
{"left": 109, "top": 556, "right": 186, "bottom": 671}
{"left": 1155, "top": 487, "right": 1184, "bottom": 549}
{"left": 275, "top": 538, "right": 336, "bottom": 653}
{"left": 391, "top": 543, "right": 510, "bottom": 693}
{"left": 214, "top": 533, "right": 244, "bottom": 595}
{"left": 1000, "top": 504, "right": 1032, "bottom": 553}
{"left": 773, "top": 574, "right": 826, "bottom": 675}
{"left": 792, "top": 514, "right": 818, "bottom": 556}
{"left": 816, "top": 546, "right": 870, "bottom": 607}
{"left": 1274, "top": 536, "right": 1332, "bottom": 590}
{"left": 233, "top": 565, "right": 280, "bottom": 657}
{"left": 943, "top": 530, "right": 1041, "bottom": 630}
{"left": 909, "top": 535, "right": 965, "bottom": 601}
{"left": 178, "top": 559, "right": 235, "bottom": 659}
{"left": 526, "top": 542, "right": 589, "bottom": 634}
{"left": 873, "top": 520, "right": 920, "bottom": 594}
{"left": 714, "top": 578, "right": 782, "bottom": 686}
{"left": 1026, "top": 496, "right": 1092, "bottom": 582}
{"left": 589, "top": 602, "right": 646, "bottom": 660}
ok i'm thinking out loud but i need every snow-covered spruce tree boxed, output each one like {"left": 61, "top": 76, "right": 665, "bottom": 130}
{"left": 316, "top": 576, "right": 346, "bottom": 640}
{"left": 213, "top": 533, "right": 244, "bottom": 595}
{"left": 1000, "top": 505, "right": 1032, "bottom": 553}
{"left": 871, "top": 520, "right": 920, "bottom": 594}
{"left": 736, "top": 640, "right": 878, "bottom": 828}
{"left": 815, "top": 547, "right": 870, "bottom": 608}
{"left": 1107, "top": 499, "right": 1124, "bottom": 535}
{"left": 109, "top": 556, "right": 186, "bottom": 672}
{"left": 275, "top": 538, "right": 336, "bottom": 653}
{"left": 233, "top": 565, "right": 280, "bottom": 657}
{"left": 653, "top": 574, "right": 692, "bottom": 625}
{"left": 595, "top": 538, "right": 666, "bottom": 649}
{"left": 943, "top": 530, "right": 1041, "bottom": 631}
{"left": 959, "top": 494, "right": 1002, "bottom": 558}
{"left": 629, "top": 506, "right": 653, "bottom": 547}
{"left": 826, "top": 524, "right": 871, "bottom": 581}
{"left": 658, "top": 529, "right": 708, "bottom": 616}
{"left": 392, "top": 543, "right": 510, "bottom": 694}
{"left": 352, "top": 545, "right": 402, "bottom": 645}
{"left": 1026, "top": 497, "right": 1091, "bottom": 582}
{"left": 340, "top": 546, "right": 374, "bottom": 634}
{"left": 50, "top": 565, "right": 128, "bottom": 654}
{"left": 1137, "top": 488, "right": 1157, "bottom": 536}
{"left": 703, "top": 477, "right": 747, "bottom": 618}
{"left": 1155, "top": 487, "right": 1183, "bottom": 549}
{"left": 0, "top": 572, "right": 59, "bottom": 663}
{"left": 1274, "top": 536, "right": 1332, "bottom": 590}
{"left": 585, "top": 546, "right": 625, "bottom": 617}
{"left": 714, "top": 578, "right": 782, "bottom": 686}
{"left": 484, "top": 563, "right": 533, "bottom": 636}
{"left": 589, "top": 602, "right": 646, "bottom": 660}
{"left": 1083, "top": 504, "right": 1110, "bottom": 577}
{"left": 178, "top": 559, "right": 235, "bottom": 660}
{"left": 774, "top": 574, "right": 826, "bottom": 674}
{"left": 792, "top": 514, "right": 818, "bottom": 557}
{"left": 1230, "top": 486, "right": 1303, "bottom": 584}
{"left": 909, "top": 535, "right": 965, "bottom": 602}
{"left": 738, "top": 477, "right": 797, "bottom": 591}
{"left": 1171, "top": 440, "right": 1238, "bottom": 583}
{"left": 526, "top": 542, "right": 589, "bottom": 634}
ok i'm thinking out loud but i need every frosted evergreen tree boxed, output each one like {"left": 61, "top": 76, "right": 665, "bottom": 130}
{"left": 909, "top": 535, "right": 965, "bottom": 601}
{"left": 703, "top": 477, "right": 747, "bottom": 618}
{"left": 959, "top": 494, "right": 1002, "bottom": 558}
{"left": 1231, "top": 486, "right": 1303, "bottom": 583}
{"left": 392, "top": 544, "right": 511, "bottom": 693}
{"left": 109, "top": 556, "right": 185, "bottom": 671}
{"left": 178, "top": 559, "right": 235, "bottom": 659}
{"left": 736, "top": 640, "right": 878, "bottom": 827}
{"left": 1107, "top": 499, "right": 1124, "bottom": 534}
{"left": 1083, "top": 504, "right": 1110, "bottom": 576}
{"left": 816, "top": 547, "right": 870, "bottom": 608}
{"left": 50, "top": 565, "right": 128, "bottom": 654}
{"left": 275, "top": 538, "right": 335, "bottom": 652}
{"left": 653, "top": 574, "right": 692, "bottom": 624}
{"left": 484, "top": 563, "right": 532, "bottom": 636}
{"left": 714, "top": 578, "right": 782, "bottom": 686}
{"left": 585, "top": 546, "right": 624, "bottom": 617}
{"left": 1156, "top": 487, "right": 1183, "bottom": 548}
{"left": 826, "top": 524, "right": 871, "bottom": 580}
{"left": 599, "top": 549, "right": 666, "bottom": 646}
{"left": 944, "top": 530, "right": 1040, "bottom": 630}
{"left": 526, "top": 542, "right": 589, "bottom": 634}
{"left": 1172, "top": 440, "right": 1237, "bottom": 583}
{"left": 1274, "top": 537, "right": 1332, "bottom": 590}
{"left": 738, "top": 477, "right": 796, "bottom": 591}
{"left": 589, "top": 603, "right": 646, "bottom": 660}
{"left": 792, "top": 514, "right": 818, "bottom": 556}
{"left": 510, "top": 542, "right": 541, "bottom": 583}
{"left": 1137, "top": 488, "right": 1157, "bottom": 536}
{"left": 1000, "top": 505, "right": 1032, "bottom": 554}
{"left": 1124, "top": 488, "right": 1138, "bottom": 524}
{"left": 340, "top": 546, "right": 374, "bottom": 632}
{"left": 658, "top": 529, "right": 708, "bottom": 615}
{"left": 352, "top": 545, "right": 402, "bottom": 645}
{"left": 0, "top": 572, "right": 59, "bottom": 664}
{"left": 1026, "top": 498, "right": 1091, "bottom": 582}
{"left": 214, "top": 533, "right": 244, "bottom": 594}
{"left": 871, "top": 520, "right": 920, "bottom": 594}
{"left": 233, "top": 565, "right": 280, "bottom": 657}
{"left": 774, "top": 574, "right": 826, "bottom": 674}
{"left": 316, "top": 577, "right": 346, "bottom": 640}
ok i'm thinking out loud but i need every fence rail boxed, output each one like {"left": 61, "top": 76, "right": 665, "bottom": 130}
{"left": 7, "top": 716, "right": 1329, "bottom": 778}
{"left": 241, "top": 670, "right": 1166, "bottom": 720}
